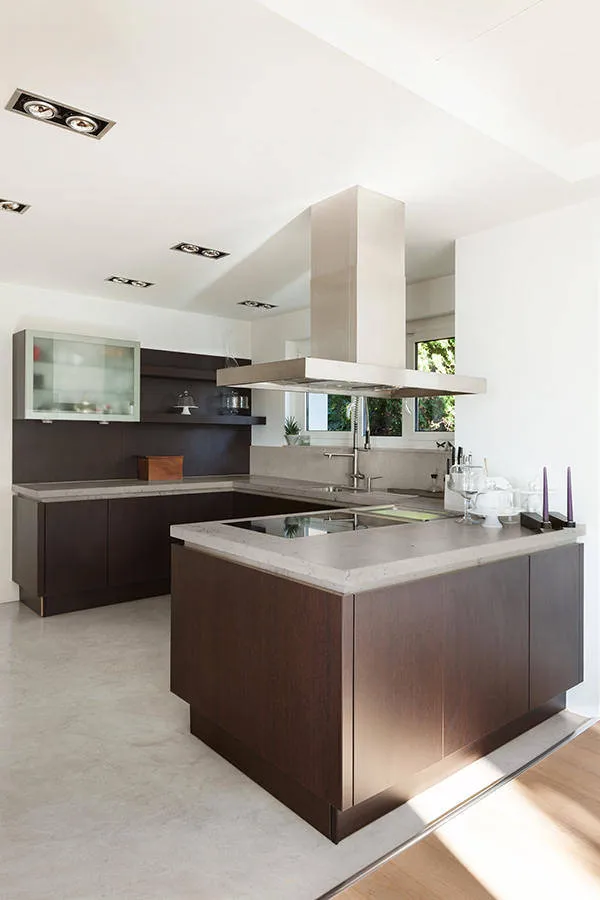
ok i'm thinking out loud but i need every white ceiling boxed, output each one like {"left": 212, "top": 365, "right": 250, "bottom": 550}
{"left": 0, "top": 0, "right": 599, "bottom": 320}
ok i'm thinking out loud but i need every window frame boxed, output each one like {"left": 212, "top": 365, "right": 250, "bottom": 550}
{"left": 285, "top": 316, "right": 456, "bottom": 448}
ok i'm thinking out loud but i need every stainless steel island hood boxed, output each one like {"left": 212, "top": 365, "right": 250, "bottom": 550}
{"left": 217, "top": 186, "right": 486, "bottom": 398}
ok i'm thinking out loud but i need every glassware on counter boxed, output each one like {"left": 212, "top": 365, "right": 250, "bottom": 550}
{"left": 448, "top": 463, "right": 485, "bottom": 525}
{"left": 475, "top": 486, "right": 519, "bottom": 528}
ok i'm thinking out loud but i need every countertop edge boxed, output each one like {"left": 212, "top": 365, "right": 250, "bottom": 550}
{"left": 172, "top": 524, "right": 585, "bottom": 594}
{"left": 11, "top": 478, "right": 397, "bottom": 507}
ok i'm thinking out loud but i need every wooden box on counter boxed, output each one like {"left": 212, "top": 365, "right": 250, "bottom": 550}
{"left": 137, "top": 455, "right": 184, "bottom": 481}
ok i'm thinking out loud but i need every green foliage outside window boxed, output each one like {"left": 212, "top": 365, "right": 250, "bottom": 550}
{"left": 367, "top": 398, "right": 403, "bottom": 436}
{"left": 326, "top": 395, "right": 352, "bottom": 431}
{"left": 416, "top": 337, "right": 455, "bottom": 432}
{"left": 323, "top": 395, "right": 403, "bottom": 435}
{"left": 307, "top": 336, "right": 455, "bottom": 434}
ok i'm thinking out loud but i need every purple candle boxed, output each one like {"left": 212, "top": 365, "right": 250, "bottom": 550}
{"left": 542, "top": 466, "right": 549, "bottom": 522}
{"left": 567, "top": 466, "right": 573, "bottom": 523}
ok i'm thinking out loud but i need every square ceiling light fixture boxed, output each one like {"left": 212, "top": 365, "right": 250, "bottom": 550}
{"left": 6, "top": 89, "right": 115, "bottom": 139}
{"left": 238, "top": 300, "right": 278, "bottom": 310}
{"left": 0, "top": 197, "right": 29, "bottom": 214}
{"left": 171, "top": 242, "right": 229, "bottom": 259}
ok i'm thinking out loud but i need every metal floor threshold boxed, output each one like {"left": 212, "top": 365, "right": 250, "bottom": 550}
{"left": 316, "top": 715, "right": 597, "bottom": 900}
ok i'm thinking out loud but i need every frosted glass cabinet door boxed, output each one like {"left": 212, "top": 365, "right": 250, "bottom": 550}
{"left": 13, "top": 330, "right": 141, "bottom": 422}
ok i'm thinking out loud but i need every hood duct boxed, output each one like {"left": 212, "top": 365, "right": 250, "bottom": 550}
{"left": 217, "top": 186, "right": 486, "bottom": 398}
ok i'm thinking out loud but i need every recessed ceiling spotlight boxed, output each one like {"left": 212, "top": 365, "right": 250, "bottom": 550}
{"left": 0, "top": 197, "right": 30, "bottom": 214}
{"left": 238, "top": 300, "right": 278, "bottom": 310}
{"left": 171, "top": 242, "right": 229, "bottom": 259}
{"left": 6, "top": 89, "right": 115, "bottom": 139}
{"left": 66, "top": 114, "right": 98, "bottom": 134}
{"left": 106, "top": 275, "right": 153, "bottom": 288}
{"left": 23, "top": 99, "right": 57, "bottom": 119}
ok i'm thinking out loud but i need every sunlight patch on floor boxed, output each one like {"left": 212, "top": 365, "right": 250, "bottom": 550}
{"left": 425, "top": 776, "right": 600, "bottom": 900}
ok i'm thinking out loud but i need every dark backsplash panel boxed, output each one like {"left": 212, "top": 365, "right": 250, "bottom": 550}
{"left": 13, "top": 420, "right": 251, "bottom": 483}
{"left": 13, "top": 349, "right": 253, "bottom": 483}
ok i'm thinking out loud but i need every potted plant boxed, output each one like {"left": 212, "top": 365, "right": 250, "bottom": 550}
{"left": 284, "top": 416, "right": 301, "bottom": 445}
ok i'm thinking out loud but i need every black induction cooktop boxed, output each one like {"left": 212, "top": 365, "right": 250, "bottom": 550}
{"left": 225, "top": 510, "right": 397, "bottom": 539}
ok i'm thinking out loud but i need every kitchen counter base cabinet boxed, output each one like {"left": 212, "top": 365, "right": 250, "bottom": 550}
{"left": 170, "top": 544, "right": 583, "bottom": 841}
{"left": 13, "top": 491, "right": 335, "bottom": 616}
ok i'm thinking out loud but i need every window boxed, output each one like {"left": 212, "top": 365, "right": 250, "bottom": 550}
{"left": 286, "top": 319, "right": 455, "bottom": 446}
{"left": 306, "top": 394, "right": 351, "bottom": 431}
{"left": 367, "top": 398, "right": 403, "bottom": 436}
{"left": 305, "top": 394, "right": 404, "bottom": 436}
{"left": 415, "top": 337, "right": 456, "bottom": 432}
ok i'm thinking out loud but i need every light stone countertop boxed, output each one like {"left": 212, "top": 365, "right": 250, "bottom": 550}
{"left": 13, "top": 475, "right": 585, "bottom": 593}
{"left": 171, "top": 514, "right": 585, "bottom": 594}
{"left": 11, "top": 475, "right": 414, "bottom": 508}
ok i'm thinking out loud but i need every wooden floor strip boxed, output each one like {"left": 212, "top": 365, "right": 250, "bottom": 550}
{"left": 319, "top": 716, "right": 595, "bottom": 900}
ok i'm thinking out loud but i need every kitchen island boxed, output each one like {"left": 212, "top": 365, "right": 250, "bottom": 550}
{"left": 171, "top": 508, "right": 584, "bottom": 841}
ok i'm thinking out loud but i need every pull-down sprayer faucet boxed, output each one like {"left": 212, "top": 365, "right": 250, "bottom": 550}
{"left": 323, "top": 397, "right": 381, "bottom": 491}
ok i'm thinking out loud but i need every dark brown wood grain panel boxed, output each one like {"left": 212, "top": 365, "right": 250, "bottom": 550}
{"left": 13, "top": 420, "right": 251, "bottom": 482}
{"left": 12, "top": 495, "right": 45, "bottom": 597}
{"left": 44, "top": 500, "right": 108, "bottom": 596}
{"left": 190, "top": 708, "right": 333, "bottom": 839}
{"left": 530, "top": 544, "right": 584, "bottom": 708}
{"left": 333, "top": 693, "right": 565, "bottom": 843}
{"left": 171, "top": 545, "right": 353, "bottom": 809}
{"left": 443, "top": 557, "right": 530, "bottom": 755}
{"left": 107, "top": 492, "right": 232, "bottom": 586}
{"left": 42, "top": 580, "right": 170, "bottom": 616}
{"left": 353, "top": 576, "right": 444, "bottom": 803}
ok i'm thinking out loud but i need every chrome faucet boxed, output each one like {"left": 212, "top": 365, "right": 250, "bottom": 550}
{"left": 323, "top": 397, "right": 381, "bottom": 490}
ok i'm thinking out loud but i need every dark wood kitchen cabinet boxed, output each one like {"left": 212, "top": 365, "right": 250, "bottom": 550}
{"left": 107, "top": 492, "right": 233, "bottom": 587}
{"left": 13, "top": 489, "right": 337, "bottom": 616}
{"left": 443, "top": 556, "right": 530, "bottom": 755}
{"left": 45, "top": 500, "right": 109, "bottom": 596}
{"left": 530, "top": 544, "right": 584, "bottom": 708}
{"left": 172, "top": 543, "right": 583, "bottom": 841}
{"left": 353, "top": 576, "right": 444, "bottom": 803}
{"left": 172, "top": 546, "right": 353, "bottom": 815}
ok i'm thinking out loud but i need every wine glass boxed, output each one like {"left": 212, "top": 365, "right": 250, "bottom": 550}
{"left": 449, "top": 464, "right": 484, "bottom": 525}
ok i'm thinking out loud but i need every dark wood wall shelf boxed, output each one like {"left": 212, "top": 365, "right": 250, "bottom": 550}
{"left": 140, "top": 365, "right": 217, "bottom": 381}
{"left": 141, "top": 414, "right": 266, "bottom": 426}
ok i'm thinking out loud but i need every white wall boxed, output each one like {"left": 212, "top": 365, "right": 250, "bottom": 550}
{"left": 406, "top": 275, "right": 454, "bottom": 321}
{"left": 455, "top": 198, "right": 600, "bottom": 715}
{"left": 251, "top": 308, "right": 310, "bottom": 446}
{"left": 1, "top": 282, "right": 251, "bottom": 605}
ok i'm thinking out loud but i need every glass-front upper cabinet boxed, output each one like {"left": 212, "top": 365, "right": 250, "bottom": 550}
{"left": 13, "top": 330, "right": 140, "bottom": 422}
